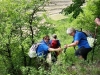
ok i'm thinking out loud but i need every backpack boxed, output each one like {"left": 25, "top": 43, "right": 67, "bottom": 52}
{"left": 28, "top": 43, "right": 41, "bottom": 58}
{"left": 50, "top": 40, "right": 60, "bottom": 62}
{"left": 87, "top": 37, "right": 95, "bottom": 47}
{"left": 78, "top": 30, "right": 95, "bottom": 48}
{"left": 50, "top": 40, "right": 59, "bottom": 48}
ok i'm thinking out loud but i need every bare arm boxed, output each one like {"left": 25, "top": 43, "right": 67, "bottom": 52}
{"left": 48, "top": 48, "right": 63, "bottom": 52}
{"left": 65, "top": 41, "right": 79, "bottom": 48}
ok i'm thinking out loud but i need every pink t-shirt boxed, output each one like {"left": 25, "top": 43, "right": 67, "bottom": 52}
{"left": 95, "top": 18, "right": 100, "bottom": 26}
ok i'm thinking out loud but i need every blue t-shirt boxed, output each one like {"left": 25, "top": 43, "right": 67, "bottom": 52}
{"left": 40, "top": 40, "right": 51, "bottom": 46}
{"left": 36, "top": 40, "right": 49, "bottom": 58}
{"left": 73, "top": 31, "right": 91, "bottom": 48}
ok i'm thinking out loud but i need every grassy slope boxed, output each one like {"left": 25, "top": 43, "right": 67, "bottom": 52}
{"left": 43, "top": 9, "right": 100, "bottom": 75}
{"left": 35, "top": 0, "right": 100, "bottom": 74}
{"left": 47, "top": 19, "right": 100, "bottom": 75}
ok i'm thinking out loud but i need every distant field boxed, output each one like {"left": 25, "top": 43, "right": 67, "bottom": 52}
{"left": 37, "top": 0, "right": 72, "bottom": 20}
{"left": 49, "top": 14, "right": 67, "bottom": 20}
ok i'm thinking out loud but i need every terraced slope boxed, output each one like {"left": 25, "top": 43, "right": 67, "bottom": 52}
{"left": 37, "top": 0, "right": 72, "bottom": 20}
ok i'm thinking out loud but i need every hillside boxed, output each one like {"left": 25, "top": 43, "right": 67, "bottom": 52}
{"left": 37, "top": 0, "right": 72, "bottom": 20}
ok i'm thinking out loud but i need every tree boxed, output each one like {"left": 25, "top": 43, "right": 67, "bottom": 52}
{"left": 61, "top": 0, "right": 85, "bottom": 18}
{"left": 0, "top": 0, "right": 53, "bottom": 75}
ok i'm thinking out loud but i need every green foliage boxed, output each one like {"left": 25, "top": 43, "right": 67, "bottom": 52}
{"left": 91, "top": 0, "right": 100, "bottom": 16}
{"left": 0, "top": 0, "right": 52, "bottom": 74}
{"left": 61, "top": 0, "right": 85, "bottom": 18}
{"left": 0, "top": 0, "right": 100, "bottom": 75}
{"left": 42, "top": 0, "right": 100, "bottom": 75}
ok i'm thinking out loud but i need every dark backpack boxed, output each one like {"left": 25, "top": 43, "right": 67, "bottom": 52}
{"left": 50, "top": 40, "right": 59, "bottom": 48}
{"left": 77, "top": 30, "right": 88, "bottom": 37}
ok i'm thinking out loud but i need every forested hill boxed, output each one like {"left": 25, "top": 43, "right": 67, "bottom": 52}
{"left": 0, "top": 0, "right": 100, "bottom": 75}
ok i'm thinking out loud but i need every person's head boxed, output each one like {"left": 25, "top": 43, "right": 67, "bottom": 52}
{"left": 52, "top": 34, "right": 57, "bottom": 39}
{"left": 43, "top": 35, "right": 50, "bottom": 43}
{"left": 66, "top": 27, "right": 76, "bottom": 36}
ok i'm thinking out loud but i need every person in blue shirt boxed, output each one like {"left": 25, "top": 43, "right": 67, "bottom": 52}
{"left": 34, "top": 35, "right": 62, "bottom": 70}
{"left": 64, "top": 27, "right": 92, "bottom": 60}
{"left": 37, "top": 35, "right": 62, "bottom": 59}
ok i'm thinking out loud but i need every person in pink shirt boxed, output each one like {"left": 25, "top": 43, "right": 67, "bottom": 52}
{"left": 95, "top": 16, "right": 100, "bottom": 26}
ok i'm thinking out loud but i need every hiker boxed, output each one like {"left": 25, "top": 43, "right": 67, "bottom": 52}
{"left": 64, "top": 27, "right": 92, "bottom": 60}
{"left": 95, "top": 16, "right": 100, "bottom": 26}
{"left": 50, "top": 34, "right": 61, "bottom": 62}
{"left": 32, "top": 35, "right": 62, "bottom": 70}
{"left": 37, "top": 35, "right": 63, "bottom": 61}
{"left": 40, "top": 35, "right": 51, "bottom": 46}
